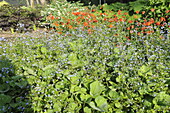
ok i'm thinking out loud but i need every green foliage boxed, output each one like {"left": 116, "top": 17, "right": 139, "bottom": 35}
{"left": 0, "top": 1, "right": 9, "bottom": 7}
{"left": 129, "top": 0, "right": 149, "bottom": 12}
{"left": 41, "top": 0, "right": 85, "bottom": 18}
{"left": 0, "top": 4, "right": 42, "bottom": 32}
{"left": 105, "top": 2, "right": 129, "bottom": 12}
{"left": 0, "top": 56, "right": 32, "bottom": 112}
{"left": 1, "top": 22, "right": 170, "bottom": 112}
{"left": 144, "top": 0, "right": 170, "bottom": 19}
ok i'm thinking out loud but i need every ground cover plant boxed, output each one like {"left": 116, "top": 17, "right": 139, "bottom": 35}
{"left": 0, "top": 0, "right": 170, "bottom": 112}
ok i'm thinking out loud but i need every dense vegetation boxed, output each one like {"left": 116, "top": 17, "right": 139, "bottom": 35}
{"left": 0, "top": 0, "right": 170, "bottom": 112}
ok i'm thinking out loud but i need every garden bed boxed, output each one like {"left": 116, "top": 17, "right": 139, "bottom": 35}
{"left": 0, "top": 0, "right": 170, "bottom": 113}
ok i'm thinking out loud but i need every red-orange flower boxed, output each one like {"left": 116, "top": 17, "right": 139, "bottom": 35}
{"left": 128, "top": 20, "right": 133, "bottom": 23}
{"left": 93, "top": 19, "right": 98, "bottom": 22}
{"left": 125, "top": 36, "right": 131, "bottom": 40}
{"left": 135, "top": 11, "right": 140, "bottom": 14}
{"left": 146, "top": 30, "right": 154, "bottom": 34}
{"left": 108, "top": 24, "right": 113, "bottom": 28}
{"left": 72, "top": 12, "right": 81, "bottom": 16}
{"left": 130, "top": 25, "right": 135, "bottom": 29}
{"left": 149, "top": 18, "right": 155, "bottom": 24}
{"left": 119, "top": 18, "right": 124, "bottom": 22}
{"left": 143, "top": 22, "right": 152, "bottom": 26}
{"left": 68, "top": 25, "right": 73, "bottom": 29}
{"left": 124, "top": 12, "right": 128, "bottom": 15}
{"left": 87, "top": 29, "right": 91, "bottom": 32}
{"left": 53, "top": 23, "right": 60, "bottom": 27}
{"left": 81, "top": 12, "right": 87, "bottom": 16}
{"left": 58, "top": 32, "right": 62, "bottom": 34}
{"left": 91, "top": 25, "right": 95, "bottom": 28}
{"left": 127, "top": 27, "right": 130, "bottom": 30}
{"left": 137, "top": 32, "right": 141, "bottom": 36}
{"left": 51, "top": 15, "right": 55, "bottom": 20}
{"left": 150, "top": 8, "right": 155, "bottom": 12}
{"left": 46, "top": 14, "right": 55, "bottom": 20}
{"left": 155, "top": 22, "right": 161, "bottom": 25}
{"left": 89, "top": 13, "right": 95, "bottom": 17}
{"left": 166, "top": 10, "right": 170, "bottom": 13}
{"left": 83, "top": 22, "right": 88, "bottom": 27}
{"left": 142, "top": 11, "right": 145, "bottom": 14}
{"left": 141, "top": 27, "right": 147, "bottom": 30}
{"left": 117, "top": 10, "right": 122, "bottom": 15}
{"left": 160, "top": 17, "right": 166, "bottom": 22}
{"left": 134, "top": 15, "right": 138, "bottom": 19}
{"left": 92, "top": 9, "right": 96, "bottom": 12}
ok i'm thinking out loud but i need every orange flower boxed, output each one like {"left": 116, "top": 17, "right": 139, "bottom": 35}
{"left": 93, "top": 19, "right": 98, "bottom": 22}
{"left": 125, "top": 36, "right": 131, "bottom": 40}
{"left": 92, "top": 9, "right": 96, "bottom": 12}
{"left": 160, "top": 17, "right": 166, "bottom": 22}
{"left": 47, "top": 14, "right": 55, "bottom": 20}
{"left": 72, "top": 12, "right": 81, "bottom": 16}
{"left": 135, "top": 11, "right": 140, "bottom": 14}
{"left": 134, "top": 15, "right": 138, "bottom": 19}
{"left": 108, "top": 18, "right": 114, "bottom": 22}
{"left": 118, "top": 10, "right": 122, "bottom": 15}
{"left": 76, "top": 17, "right": 81, "bottom": 21}
{"left": 54, "top": 23, "right": 60, "bottom": 27}
{"left": 124, "top": 12, "right": 128, "bottom": 15}
{"left": 150, "top": 8, "right": 155, "bottom": 12}
{"left": 108, "top": 24, "right": 113, "bottom": 28}
{"left": 91, "top": 25, "right": 95, "bottom": 28}
{"left": 131, "top": 25, "right": 135, "bottom": 29}
{"left": 141, "top": 27, "right": 147, "bottom": 30}
{"left": 137, "top": 32, "right": 141, "bottom": 36}
{"left": 89, "top": 13, "right": 95, "bottom": 17}
{"left": 88, "top": 29, "right": 92, "bottom": 33}
{"left": 165, "top": 10, "right": 170, "bottom": 13}
{"left": 122, "top": 16, "right": 126, "bottom": 18}
{"left": 150, "top": 18, "right": 154, "bottom": 22}
{"left": 58, "top": 32, "right": 62, "bottom": 34}
{"left": 83, "top": 22, "right": 88, "bottom": 27}
{"left": 119, "top": 18, "right": 123, "bottom": 22}
{"left": 155, "top": 22, "right": 161, "bottom": 25}
{"left": 81, "top": 12, "right": 87, "bottom": 16}
{"left": 143, "top": 19, "right": 147, "bottom": 22}
{"left": 104, "top": 18, "right": 107, "bottom": 21}
{"left": 127, "top": 27, "right": 130, "bottom": 30}
{"left": 143, "top": 22, "right": 151, "bottom": 26}
{"left": 142, "top": 11, "right": 145, "bottom": 14}
{"left": 146, "top": 30, "right": 154, "bottom": 34}
{"left": 68, "top": 25, "right": 73, "bottom": 29}
{"left": 128, "top": 20, "right": 133, "bottom": 23}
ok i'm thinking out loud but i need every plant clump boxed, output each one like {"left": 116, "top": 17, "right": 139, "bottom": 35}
{"left": 0, "top": 4, "right": 42, "bottom": 32}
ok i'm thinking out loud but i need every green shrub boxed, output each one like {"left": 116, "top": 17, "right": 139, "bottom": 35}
{"left": 0, "top": 4, "right": 42, "bottom": 32}
{"left": 1, "top": 24, "right": 170, "bottom": 112}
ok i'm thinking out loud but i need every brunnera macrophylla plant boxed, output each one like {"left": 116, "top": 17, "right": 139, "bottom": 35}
{"left": 1, "top": 25, "right": 170, "bottom": 112}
